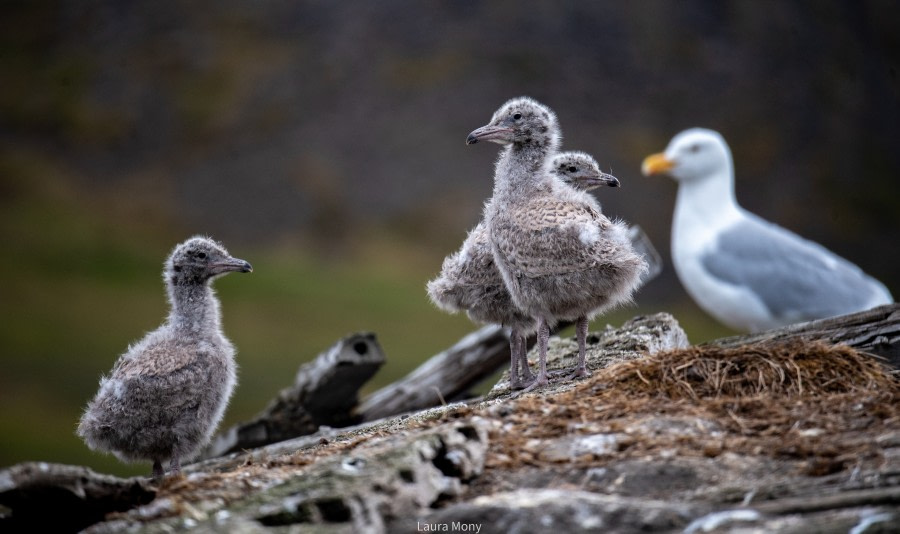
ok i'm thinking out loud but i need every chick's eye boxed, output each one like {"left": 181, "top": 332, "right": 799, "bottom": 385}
{"left": 512, "top": 113, "right": 522, "bottom": 120}
{"left": 568, "top": 166, "right": 577, "bottom": 173}
{"left": 197, "top": 252, "right": 207, "bottom": 259}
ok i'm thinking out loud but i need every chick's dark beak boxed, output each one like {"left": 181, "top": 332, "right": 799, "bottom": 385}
{"left": 579, "top": 172, "right": 620, "bottom": 190}
{"left": 210, "top": 257, "right": 253, "bottom": 275}
{"left": 466, "top": 124, "right": 514, "bottom": 145}
{"left": 600, "top": 172, "right": 620, "bottom": 187}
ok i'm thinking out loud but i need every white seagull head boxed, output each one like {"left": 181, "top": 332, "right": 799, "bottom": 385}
{"left": 642, "top": 128, "right": 732, "bottom": 183}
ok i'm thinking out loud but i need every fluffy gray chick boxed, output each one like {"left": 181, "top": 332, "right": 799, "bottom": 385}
{"left": 427, "top": 151, "right": 619, "bottom": 389}
{"left": 469, "top": 97, "right": 647, "bottom": 390}
{"left": 77, "top": 236, "right": 252, "bottom": 479}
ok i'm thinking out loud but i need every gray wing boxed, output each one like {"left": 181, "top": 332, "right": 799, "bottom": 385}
{"left": 701, "top": 215, "right": 888, "bottom": 321}
{"left": 113, "top": 346, "right": 221, "bottom": 411}
{"left": 81, "top": 346, "right": 224, "bottom": 457}
{"left": 427, "top": 223, "right": 505, "bottom": 312}
{"left": 626, "top": 224, "right": 663, "bottom": 285}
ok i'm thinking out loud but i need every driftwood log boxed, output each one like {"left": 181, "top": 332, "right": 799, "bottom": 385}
{"left": 198, "top": 332, "right": 385, "bottom": 460}
{"left": 354, "top": 320, "right": 593, "bottom": 422}
{"left": 356, "top": 324, "right": 509, "bottom": 422}
{"left": 0, "top": 463, "right": 155, "bottom": 533}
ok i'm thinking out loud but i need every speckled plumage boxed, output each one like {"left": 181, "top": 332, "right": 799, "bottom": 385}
{"left": 470, "top": 97, "right": 647, "bottom": 389}
{"left": 77, "top": 236, "right": 252, "bottom": 478}
{"left": 427, "top": 152, "right": 619, "bottom": 388}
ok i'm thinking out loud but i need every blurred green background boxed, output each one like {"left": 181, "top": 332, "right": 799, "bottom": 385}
{"left": 1, "top": 1, "right": 897, "bottom": 477}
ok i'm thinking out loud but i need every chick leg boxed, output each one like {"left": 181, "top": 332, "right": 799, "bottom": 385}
{"left": 569, "top": 316, "right": 591, "bottom": 379}
{"left": 508, "top": 331, "right": 524, "bottom": 389}
{"left": 522, "top": 319, "right": 550, "bottom": 392}
{"left": 152, "top": 460, "right": 165, "bottom": 481}
{"left": 169, "top": 454, "right": 182, "bottom": 476}
{"left": 517, "top": 331, "right": 535, "bottom": 383}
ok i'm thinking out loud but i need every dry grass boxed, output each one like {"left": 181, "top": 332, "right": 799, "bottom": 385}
{"left": 488, "top": 341, "right": 900, "bottom": 473}
{"left": 598, "top": 341, "right": 896, "bottom": 400}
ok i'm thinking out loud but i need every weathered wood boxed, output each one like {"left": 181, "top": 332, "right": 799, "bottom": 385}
{"left": 707, "top": 304, "right": 900, "bottom": 367}
{"left": 396, "top": 489, "right": 700, "bottom": 533}
{"left": 0, "top": 462, "right": 155, "bottom": 532}
{"left": 244, "top": 421, "right": 488, "bottom": 532}
{"left": 86, "top": 420, "right": 490, "bottom": 534}
{"left": 356, "top": 324, "right": 510, "bottom": 422}
{"left": 10, "top": 311, "right": 898, "bottom": 534}
{"left": 752, "top": 486, "right": 900, "bottom": 515}
{"left": 199, "top": 332, "right": 385, "bottom": 460}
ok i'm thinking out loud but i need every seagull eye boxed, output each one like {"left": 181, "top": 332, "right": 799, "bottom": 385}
{"left": 197, "top": 252, "right": 207, "bottom": 260}
{"left": 689, "top": 144, "right": 701, "bottom": 153}
{"left": 173, "top": 265, "right": 182, "bottom": 272}
{"left": 513, "top": 113, "right": 522, "bottom": 120}
{"left": 568, "top": 166, "right": 577, "bottom": 173}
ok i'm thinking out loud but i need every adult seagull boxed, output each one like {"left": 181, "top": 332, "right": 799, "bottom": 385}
{"left": 642, "top": 128, "right": 892, "bottom": 332}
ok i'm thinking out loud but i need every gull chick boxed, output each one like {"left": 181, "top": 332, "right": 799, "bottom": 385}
{"left": 469, "top": 97, "right": 647, "bottom": 389}
{"left": 78, "top": 236, "right": 252, "bottom": 478}
{"left": 427, "top": 151, "right": 619, "bottom": 389}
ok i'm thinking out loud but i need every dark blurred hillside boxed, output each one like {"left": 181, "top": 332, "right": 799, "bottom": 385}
{"left": 3, "top": 2, "right": 898, "bottom": 284}
{"left": 1, "top": 0, "right": 898, "bottom": 475}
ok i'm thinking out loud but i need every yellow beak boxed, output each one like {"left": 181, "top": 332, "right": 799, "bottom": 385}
{"left": 641, "top": 152, "right": 675, "bottom": 176}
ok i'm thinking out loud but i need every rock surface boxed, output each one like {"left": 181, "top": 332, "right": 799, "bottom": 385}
{"left": 2, "top": 310, "right": 898, "bottom": 533}
{"left": 488, "top": 312, "right": 689, "bottom": 395}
